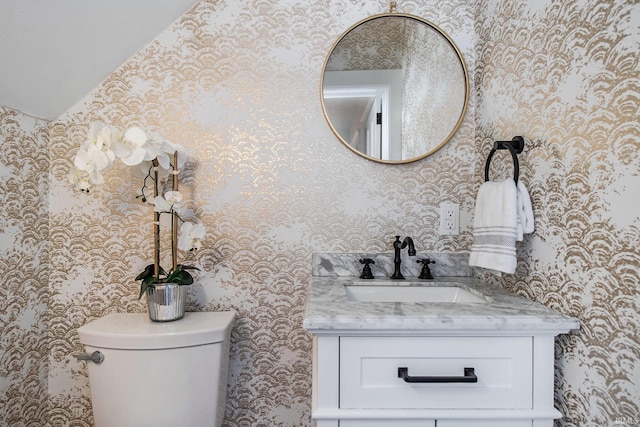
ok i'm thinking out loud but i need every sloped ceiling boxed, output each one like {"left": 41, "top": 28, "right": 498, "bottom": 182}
{"left": 0, "top": 0, "right": 200, "bottom": 120}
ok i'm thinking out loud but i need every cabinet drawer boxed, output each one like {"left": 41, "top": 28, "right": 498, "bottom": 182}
{"left": 340, "top": 420, "right": 436, "bottom": 427}
{"left": 438, "top": 421, "right": 531, "bottom": 427}
{"left": 340, "top": 421, "right": 434, "bottom": 427}
{"left": 339, "top": 336, "right": 532, "bottom": 409}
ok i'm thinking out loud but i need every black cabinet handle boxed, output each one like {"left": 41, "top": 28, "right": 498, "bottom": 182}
{"left": 398, "top": 367, "right": 478, "bottom": 383}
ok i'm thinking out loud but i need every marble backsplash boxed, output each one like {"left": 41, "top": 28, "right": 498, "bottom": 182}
{"left": 313, "top": 252, "right": 471, "bottom": 278}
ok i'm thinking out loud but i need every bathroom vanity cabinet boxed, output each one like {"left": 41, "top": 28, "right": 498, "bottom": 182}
{"left": 312, "top": 332, "right": 563, "bottom": 427}
{"left": 304, "top": 254, "right": 579, "bottom": 427}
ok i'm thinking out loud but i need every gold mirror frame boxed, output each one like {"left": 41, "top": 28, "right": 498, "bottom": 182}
{"left": 321, "top": 12, "right": 470, "bottom": 164}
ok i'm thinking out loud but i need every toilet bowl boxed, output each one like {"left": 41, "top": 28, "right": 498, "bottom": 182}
{"left": 77, "top": 311, "right": 235, "bottom": 427}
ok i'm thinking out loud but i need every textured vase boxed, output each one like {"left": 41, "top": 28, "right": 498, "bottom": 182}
{"left": 146, "top": 283, "right": 187, "bottom": 322}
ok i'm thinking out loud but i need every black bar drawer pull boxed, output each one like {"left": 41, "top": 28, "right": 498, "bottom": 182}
{"left": 398, "top": 367, "right": 478, "bottom": 383}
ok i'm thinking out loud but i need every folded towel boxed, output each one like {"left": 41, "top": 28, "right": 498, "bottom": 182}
{"left": 516, "top": 180, "right": 534, "bottom": 241}
{"left": 469, "top": 179, "right": 518, "bottom": 274}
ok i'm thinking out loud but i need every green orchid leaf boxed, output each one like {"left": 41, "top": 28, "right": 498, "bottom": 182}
{"left": 138, "top": 282, "right": 149, "bottom": 300}
{"left": 166, "top": 269, "right": 194, "bottom": 285}
{"left": 163, "top": 264, "right": 199, "bottom": 284}
{"left": 137, "top": 275, "right": 163, "bottom": 300}
{"left": 135, "top": 264, "right": 155, "bottom": 281}
{"left": 135, "top": 264, "right": 167, "bottom": 281}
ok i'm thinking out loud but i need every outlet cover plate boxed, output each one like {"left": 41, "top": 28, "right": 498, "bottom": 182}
{"left": 440, "top": 202, "right": 459, "bottom": 236}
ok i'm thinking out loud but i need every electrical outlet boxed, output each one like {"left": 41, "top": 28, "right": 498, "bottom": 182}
{"left": 440, "top": 202, "right": 459, "bottom": 236}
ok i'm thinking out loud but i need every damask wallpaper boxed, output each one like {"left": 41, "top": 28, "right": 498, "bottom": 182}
{"left": 0, "top": 0, "right": 637, "bottom": 426}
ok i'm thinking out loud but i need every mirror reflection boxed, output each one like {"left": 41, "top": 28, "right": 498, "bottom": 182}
{"left": 321, "top": 14, "right": 469, "bottom": 163}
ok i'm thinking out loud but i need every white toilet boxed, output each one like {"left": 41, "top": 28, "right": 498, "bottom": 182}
{"left": 77, "top": 311, "right": 235, "bottom": 427}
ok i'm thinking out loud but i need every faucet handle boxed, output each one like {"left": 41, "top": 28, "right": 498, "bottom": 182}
{"left": 417, "top": 258, "right": 435, "bottom": 280}
{"left": 359, "top": 258, "right": 375, "bottom": 279}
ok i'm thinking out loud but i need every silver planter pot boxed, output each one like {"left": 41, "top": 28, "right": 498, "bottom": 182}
{"left": 146, "top": 283, "right": 187, "bottom": 322}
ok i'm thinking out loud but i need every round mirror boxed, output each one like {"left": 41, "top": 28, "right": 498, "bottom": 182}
{"left": 321, "top": 13, "right": 469, "bottom": 164}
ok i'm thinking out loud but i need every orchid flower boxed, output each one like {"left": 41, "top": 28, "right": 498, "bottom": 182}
{"left": 114, "top": 126, "right": 148, "bottom": 166}
{"left": 178, "top": 222, "right": 205, "bottom": 251}
{"left": 154, "top": 191, "right": 183, "bottom": 213}
{"left": 143, "top": 137, "right": 173, "bottom": 169}
{"left": 74, "top": 139, "right": 110, "bottom": 171}
{"left": 73, "top": 142, "right": 113, "bottom": 187}
{"left": 87, "top": 122, "right": 120, "bottom": 155}
{"left": 67, "top": 167, "right": 91, "bottom": 192}
{"left": 160, "top": 140, "right": 188, "bottom": 169}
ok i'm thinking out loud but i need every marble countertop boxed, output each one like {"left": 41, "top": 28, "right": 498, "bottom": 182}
{"left": 303, "top": 276, "right": 580, "bottom": 335}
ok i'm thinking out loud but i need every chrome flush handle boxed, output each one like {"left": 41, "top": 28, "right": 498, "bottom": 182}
{"left": 75, "top": 351, "right": 104, "bottom": 365}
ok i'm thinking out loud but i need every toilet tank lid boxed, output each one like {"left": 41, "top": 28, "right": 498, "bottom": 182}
{"left": 78, "top": 311, "right": 236, "bottom": 350}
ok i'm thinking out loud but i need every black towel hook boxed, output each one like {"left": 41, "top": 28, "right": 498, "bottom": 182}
{"left": 484, "top": 136, "right": 525, "bottom": 184}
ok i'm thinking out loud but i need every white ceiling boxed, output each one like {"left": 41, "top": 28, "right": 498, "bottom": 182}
{"left": 0, "top": 0, "right": 200, "bottom": 120}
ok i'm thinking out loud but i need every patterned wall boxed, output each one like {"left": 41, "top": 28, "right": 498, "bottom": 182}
{"left": 46, "top": 1, "right": 476, "bottom": 426}
{"left": 0, "top": 107, "right": 49, "bottom": 426}
{"left": 1, "top": 0, "right": 637, "bottom": 426}
{"left": 476, "top": 0, "right": 639, "bottom": 426}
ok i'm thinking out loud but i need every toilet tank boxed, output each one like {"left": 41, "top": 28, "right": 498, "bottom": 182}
{"left": 78, "top": 311, "right": 235, "bottom": 427}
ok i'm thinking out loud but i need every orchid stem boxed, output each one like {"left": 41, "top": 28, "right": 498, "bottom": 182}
{"left": 152, "top": 159, "right": 161, "bottom": 279}
{"left": 171, "top": 152, "right": 179, "bottom": 271}
{"left": 138, "top": 166, "right": 154, "bottom": 201}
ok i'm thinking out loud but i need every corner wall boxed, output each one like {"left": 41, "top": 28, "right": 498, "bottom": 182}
{"left": 475, "top": 1, "right": 639, "bottom": 425}
{"left": 0, "top": 107, "right": 50, "bottom": 426}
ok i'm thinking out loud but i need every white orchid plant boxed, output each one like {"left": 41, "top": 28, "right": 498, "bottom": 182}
{"left": 68, "top": 123, "right": 205, "bottom": 299}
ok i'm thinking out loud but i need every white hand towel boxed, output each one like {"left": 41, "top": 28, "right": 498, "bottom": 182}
{"left": 469, "top": 179, "right": 518, "bottom": 274}
{"left": 515, "top": 180, "right": 534, "bottom": 241}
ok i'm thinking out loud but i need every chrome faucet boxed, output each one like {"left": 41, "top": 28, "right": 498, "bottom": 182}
{"left": 390, "top": 236, "right": 416, "bottom": 280}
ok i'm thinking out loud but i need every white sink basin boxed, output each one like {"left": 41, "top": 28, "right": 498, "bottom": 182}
{"left": 344, "top": 283, "right": 489, "bottom": 303}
